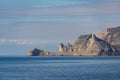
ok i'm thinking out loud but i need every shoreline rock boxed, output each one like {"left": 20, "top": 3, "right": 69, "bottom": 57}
{"left": 27, "top": 48, "right": 57, "bottom": 56}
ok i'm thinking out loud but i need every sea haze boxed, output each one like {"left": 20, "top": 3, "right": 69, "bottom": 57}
{"left": 0, "top": 56, "right": 120, "bottom": 80}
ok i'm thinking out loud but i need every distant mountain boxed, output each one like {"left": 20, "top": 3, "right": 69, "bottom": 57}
{"left": 59, "top": 34, "right": 118, "bottom": 56}
{"left": 27, "top": 26, "right": 120, "bottom": 56}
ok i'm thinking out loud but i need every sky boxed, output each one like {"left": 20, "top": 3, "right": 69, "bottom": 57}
{"left": 0, "top": 0, "right": 120, "bottom": 55}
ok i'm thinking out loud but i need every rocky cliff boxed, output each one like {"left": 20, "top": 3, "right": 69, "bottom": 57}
{"left": 28, "top": 26, "right": 120, "bottom": 56}
{"left": 59, "top": 34, "right": 118, "bottom": 56}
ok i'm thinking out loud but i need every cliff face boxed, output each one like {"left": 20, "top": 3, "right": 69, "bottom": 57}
{"left": 97, "top": 26, "right": 120, "bottom": 51}
{"left": 59, "top": 34, "right": 118, "bottom": 56}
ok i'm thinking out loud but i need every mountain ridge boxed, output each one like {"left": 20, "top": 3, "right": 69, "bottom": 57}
{"left": 27, "top": 26, "right": 120, "bottom": 56}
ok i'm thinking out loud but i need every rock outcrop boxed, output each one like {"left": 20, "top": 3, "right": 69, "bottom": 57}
{"left": 59, "top": 43, "right": 74, "bottom": 55}
{"left": 73, "top": 34, "right": 91, "bottom": 52}
{"left": 27, "top": 48, "right": 56, "bottom": 56}
{"left": 59, "top": 34, "right": 118, "bottom": 56}
{"left": 59, "top": 43, "right": 73, "bottom": 52}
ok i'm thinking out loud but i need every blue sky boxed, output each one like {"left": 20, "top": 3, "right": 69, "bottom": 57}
{"left": 0, "top": 0, "right": 120, "bottom": 55}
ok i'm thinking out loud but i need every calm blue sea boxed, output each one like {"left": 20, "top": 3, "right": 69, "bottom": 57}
{"left": 0, "top": 56, "right": 120, "bottom": 80}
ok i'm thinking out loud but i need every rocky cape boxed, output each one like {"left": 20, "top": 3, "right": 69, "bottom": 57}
{"left": 27, "top": 26, "right": 120, "bottom": 56}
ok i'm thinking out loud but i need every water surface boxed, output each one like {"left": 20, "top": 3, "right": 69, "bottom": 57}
{"left": 0, "top": 56, "right": 120, "bottom": 80}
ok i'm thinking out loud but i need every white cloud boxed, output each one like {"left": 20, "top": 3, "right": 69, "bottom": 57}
{"left": 0, "top": 39, "right": 59, "bottom": 45}
{"left": 0, "top": 39, "right": 33, "bottom": 45}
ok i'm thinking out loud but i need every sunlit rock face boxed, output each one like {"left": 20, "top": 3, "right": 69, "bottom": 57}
{"left": 58, "top": 43, "right": 74, "bottom": 55}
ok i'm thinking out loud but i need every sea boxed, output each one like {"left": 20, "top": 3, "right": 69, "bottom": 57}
{"left": 0, "top": 56, "right": 120, "bottom": 80}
